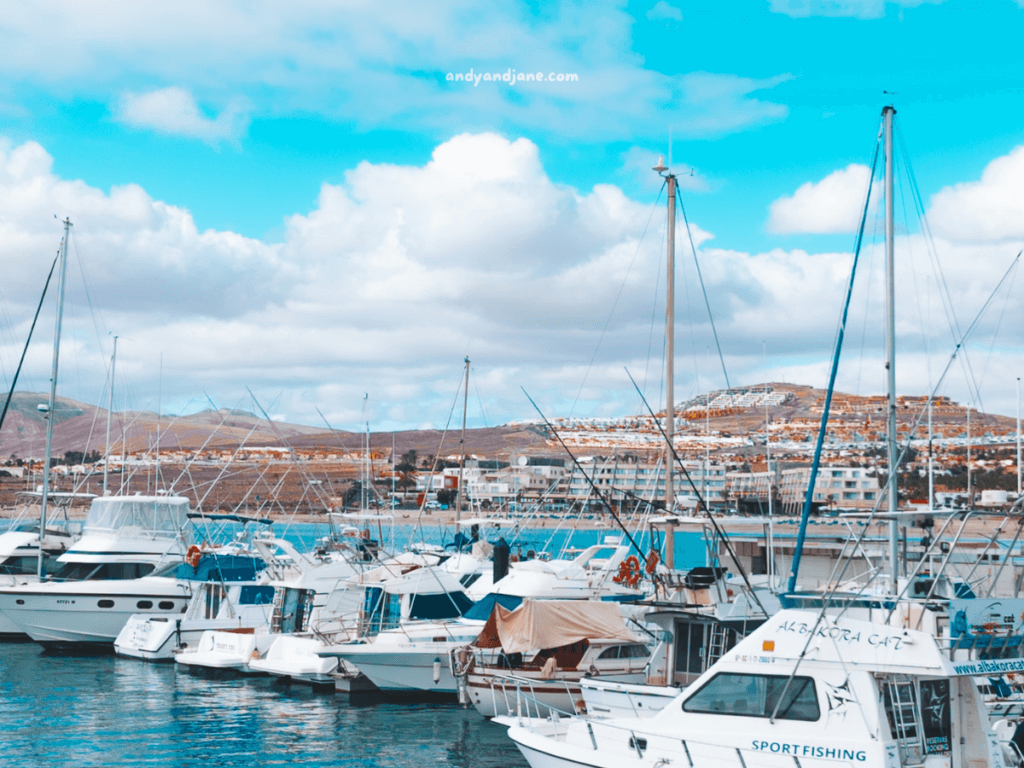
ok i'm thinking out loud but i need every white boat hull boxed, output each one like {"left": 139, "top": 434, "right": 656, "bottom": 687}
{"left": 0, "top": 578, "right": 191, "bottom": 648}
{"left": 331, "top": 644, "right": 461, "bottom": 693}
{"left": 248, "top": 635, "right": 339, "bottom": 686}
{"left": 175, "top": 630, "right": 274, "bottom": 673}
{"left": 579, "top": 679, "right": 679, "bottom": 719}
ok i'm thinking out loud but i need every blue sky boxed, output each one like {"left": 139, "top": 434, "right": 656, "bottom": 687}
{"left": 1, "top": 0, "right": 1023, "bottom": 435}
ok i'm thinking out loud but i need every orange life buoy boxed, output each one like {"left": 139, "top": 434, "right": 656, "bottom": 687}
{"left": 185, "top": 545, "right": 202, "bottom": 569}
{"left": 645, "top": 551, "right": 660, "bottom": 575}
{"left": 621, "top": 555, "right": 642, "bottom": 588}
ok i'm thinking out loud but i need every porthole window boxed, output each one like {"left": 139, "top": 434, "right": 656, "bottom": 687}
{"left": 98, "top": 599, "right": 115, "bottom": 609}
{"left": 15, "top": 599, "right": 24, "bottom": 605}
{"left": 137, "top": 600, "right": 153, "bottom": 609}
{"left": 158, "top": 601, "right": 174, "bottom": 610}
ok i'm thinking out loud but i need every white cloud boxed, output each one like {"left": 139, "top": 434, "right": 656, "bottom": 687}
{"left": 769, "top": 0, "right": 944, "bottom": 19}
{"left": 116, "top": 87, "right": 250, "bottom": 145}
{"left": 767, "top": 163, "right": 873, "bottom": 234}
{"left": 670, "top": 73, "right": 792, "bottom": 138}
{"left": 647, "top": 2, "right": 683, "bottom": 23}
{"left": 2, "top": 133, "right": 1023, "bottom": 431}
{"left": 0, "top": 2, "right": 788, "bottom": 143}
{"left": 927, "top": 145, "right": 1024, "bottom": 243}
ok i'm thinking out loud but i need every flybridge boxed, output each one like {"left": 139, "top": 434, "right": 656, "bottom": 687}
{"left": 82, "top": 495, "right": 190, "bottom": 536}
{"left": 731, "top": 610, "right": 951, "bottom": 674}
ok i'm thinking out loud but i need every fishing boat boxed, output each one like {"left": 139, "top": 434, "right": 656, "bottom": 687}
{"left": 506, "top": 608, "right": 1008, "bottom": 768}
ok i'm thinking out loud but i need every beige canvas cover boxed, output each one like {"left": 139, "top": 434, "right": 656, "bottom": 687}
{"left": 475, "top": 599, "right": 640, "bottom": 654}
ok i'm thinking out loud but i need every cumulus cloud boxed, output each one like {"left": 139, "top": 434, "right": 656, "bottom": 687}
{"left": 2, "top": 132, "right": 1022, "bottom": 430}
{"left": 927, "top": 145, "right": 1024, "bottom": 243}
{"left": 115, "top": 87, "right": 250, "bottom": 145}
{"left": 0, "top": 2, "right": 788, "bottom": 144}
{"left": 647, "top": 1, "right": 683, "bottom": 23}
{"left": 0, "top": 138, "right": 284, "bottom": 318}
{"left": 767, "top": 163, "right": 873, "bottom": 234}
{"left": 671, "top": 73, "right": 792, "bottom": 138}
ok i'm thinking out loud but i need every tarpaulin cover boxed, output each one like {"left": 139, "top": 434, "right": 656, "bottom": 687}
{"left": 475, "top": 599, "right": 640, "bottom": 653}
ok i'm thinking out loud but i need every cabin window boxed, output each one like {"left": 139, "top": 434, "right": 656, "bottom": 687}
{"left": 0, "top": 556, "right": 38, "bottom": 575}
{"left": 683, "top": 673, "right": 820, "bottom": 721}
{"left": 362, "top": 587, "right": 401, "bottom": 635}
{"left": 158, "top": 601, "right": 175, "bottom": 610}
{"left": 598, "top": 644, "right": 651, "bottom": 660}
{"left": 239, "top": 586, "right": 275, "bottom": 606}
{"left": 137, "top": 600, "right": 153, "bottom": 609}
{"left": 408, "top": 591, "right": 474, "bottom": 621}
{"left": 459, "top": 573, "right": 481, "bottom": 589}
{"left": 201, "top": 584, "right": 227, "bottom": 620}
{"left": 97, "top": 599, "right": 115, "bottom": 608}
{"left": 49, "top": 562, "right": 156, "bottom": 581}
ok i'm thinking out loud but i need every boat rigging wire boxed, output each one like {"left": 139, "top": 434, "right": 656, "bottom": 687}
{"left": 0, "top": 251, "right": 59, "bottom": 435}
{"left": 522, "top": 387, "right": 648, "bottom": 563}
{"left": 787, "top": 119, "right": 883, "bottom": 593}
{"left": 569, "top": 184, "right": 664, "bottom": 418}
{"left": 623, "top": 366, "right": 769, "bottom": 617}
{"left": 810, "top": 251, "right": 1021, "bottom": 620}
{"left": 677, "top": 195, "right": 732, "bottom": 396}
{"left": 896, "top": 123, "right": 985, "bottom": 412}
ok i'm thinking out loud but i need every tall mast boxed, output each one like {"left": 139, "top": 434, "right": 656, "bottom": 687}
{"left": 457, "top": 356, "right": 470, "bottom": 524}
{"left": 38, "top": 217, "right": 72, "bottom": 579}
{"left": 883, "top": 104, "right": 899, "bottom": 590}
{"left": 928, "top": 401, "right": 934, "bottom": 511}
{"left": 103, "top": 336, "right": 117, "bottom": 495}
{"left": 654, "top": 155, "right": 676, "bottom": 568}
{"left": 363, "top": 393, "right": 369, "bottom": 513}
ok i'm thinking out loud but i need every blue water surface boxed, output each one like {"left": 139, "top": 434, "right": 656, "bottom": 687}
{"left": 0, "top": 643, "right": 528, "bottom": 767}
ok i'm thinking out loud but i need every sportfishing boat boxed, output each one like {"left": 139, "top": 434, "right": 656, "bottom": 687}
{"left": 0, "top": 494, "right": 194, "bottom": 648}
{"left": 506, "top": 608, "right": 1008, "bottom": 768}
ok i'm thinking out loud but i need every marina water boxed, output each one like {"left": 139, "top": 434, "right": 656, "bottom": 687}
{"left": 0, "top": 519, "right": 705, "bottom": 765}
{"left": 0, "top": 642, "right": 527, "bottom": 767}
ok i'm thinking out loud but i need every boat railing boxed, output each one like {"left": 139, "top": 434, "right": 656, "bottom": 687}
{"left": 481, "top": 670, "right": 583, "bottom": 720}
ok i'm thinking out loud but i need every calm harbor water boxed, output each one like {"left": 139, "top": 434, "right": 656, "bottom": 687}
{"left": 0, "top": 518, "right": 706, "bottom": 766}
{"left": 0, "top": 642, "right": 529, "bottom": 767}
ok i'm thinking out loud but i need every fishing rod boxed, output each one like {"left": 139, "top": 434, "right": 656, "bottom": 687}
{"left": 624, "top": 368, "right": 769, "bottom": 617}
{"left": 521, "top": 387, "right": 649, "bottom": 565}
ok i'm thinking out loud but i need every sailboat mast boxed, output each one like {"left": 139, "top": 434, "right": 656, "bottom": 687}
{"left": 103, "top": 336, "right": 117, "bottom": 495}
{"left": 38, "top": 217, "right": 72, "bottom": 579}
{"left": 664, "top": 166, "right": 676, "bottom": 516}
{"left": 457, "top": 356, "right": 469, "bottom": 524}
{"left": 883, "top": 105, "right": 899, "bottom": 589}
{"left": 654, "top": 155, "right": 676, "bottom": 568}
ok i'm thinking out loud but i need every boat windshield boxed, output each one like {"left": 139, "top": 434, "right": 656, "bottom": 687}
{"left": 683, "top": 672, "right": 820, "bottom": 722}
{"left": 48, "top": 562, "right": 157, "bottom": 581}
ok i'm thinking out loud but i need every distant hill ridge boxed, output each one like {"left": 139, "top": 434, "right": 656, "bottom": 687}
{"left": 0, "top": 385, "right": 1011, "bottom": 462}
